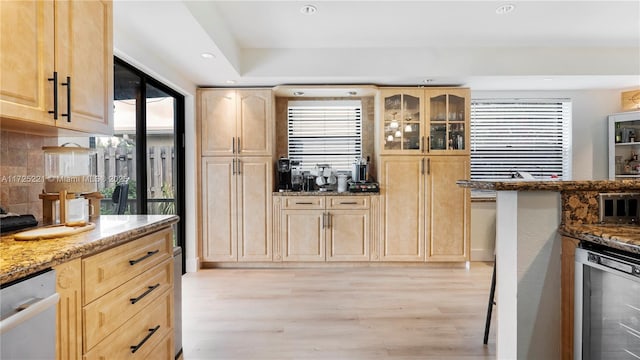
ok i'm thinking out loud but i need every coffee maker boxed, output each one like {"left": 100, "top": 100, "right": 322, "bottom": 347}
{"left": 277, "top": 158, "right": 292, "bottom": 191}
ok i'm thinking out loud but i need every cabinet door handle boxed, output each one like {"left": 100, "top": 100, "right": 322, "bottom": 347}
{"left": 47, "top": 72, "right": 58, "bottom": 119}
{"left": 237, "top": 159, "right": 241, "bottom": 175}
{"left": 421, "top": 158, "right": 425, "bottom": 175}
{"left": 129, "top": 283, "right": 160, "bottom": 305}
{"left": 129, "top": 250, "right": 159, "bottom": 266}
{"left": 232, "top": 137, "right": 236, "bottom": 154}
{"left": 328, "top": 213, "right": 332, "bottom": 228}
{"left": 322, "top": 213, "right": 326, "bottom": 229}
{"left": 232, "top": 158, "right": 236, "bottom": 175}
{"left": 295, "top": 202, "right": 313, "bottom": 205}
{"left": 421, "top": 136, "right": 425, "bottom": 153}
{"left": 130, "top": 325, "right": 160, "bottom": 353}
{"left": 237, "top": 137, "right": 241, "bottom": 154}
{"left": 427, "top": 158, "right": 431, "bottom": 175}
{"left": 427, "top": 136, "right": 430, "bottom": 153}
{"left": 61, "top": 76, "right": 71, "bottom": 122}
{"left": 339, "top": 201, "right": 358, "bottom": 205}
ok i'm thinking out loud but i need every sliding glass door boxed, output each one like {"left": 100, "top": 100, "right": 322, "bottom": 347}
{"left": 93, "top": 58, "right": 185, "bottom": 271}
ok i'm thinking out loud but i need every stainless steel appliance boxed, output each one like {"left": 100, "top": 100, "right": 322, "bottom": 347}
{"left": 352, "top": 157, "right": 369, "bottom": 183}
{"left": 1, "top": 269, "right": 59, "bottom": 359}
{"left": 574, "top": 244, "right": 640, "bottom": 359}
{"left": 277, "top": 158, "right": 292, "bottom": 191}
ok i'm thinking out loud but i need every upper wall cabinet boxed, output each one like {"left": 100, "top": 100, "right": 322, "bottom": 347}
{"left": 381, "top": 89, "right": 424, "bottom": 154}
{"left": 199, "top": 89, "right": 274, "bottom": 157}
{"left": 0, "top": 0, "right": 113, "bottom": 135}
{"left": 380, "top": 87, "right": 470, "bottom": 155}
{"left": 425, "top": 88, "right": 470, "bottom": 154}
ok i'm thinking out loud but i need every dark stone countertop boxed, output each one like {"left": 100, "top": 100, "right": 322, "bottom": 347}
{"left": 273, "top": 191, "right": 378, "bottom": 196}
{"left": 0, "top": 215, "right": 179, "bottom": 285}
{"left": 456, "top": 179, "right": 640, "bottom": 192}
{"left": 559, "top": 223, "right": 640, "bottom": 255}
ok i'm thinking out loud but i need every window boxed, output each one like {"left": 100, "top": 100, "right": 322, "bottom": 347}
{"left": 470, "top": 99, "right": 572, "bottom": 181}
{"left": 288, "top": 100, "right": 362, "bottom": 172}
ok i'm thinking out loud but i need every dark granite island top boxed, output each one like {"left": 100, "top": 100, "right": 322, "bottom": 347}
{"left": 559, "top": 223, "right": 640, "bottom": 254}
{"left": 0, "top": 215, "right": 179, "bottom": 285}
{"left": 456, "top": 179, "right": 640, "bottom": 192}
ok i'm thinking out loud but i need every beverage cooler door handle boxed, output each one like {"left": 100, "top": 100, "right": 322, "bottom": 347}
{"left": 61, "top": 76, "right": 71, "bottom": 122}
{"left": 0, "top": 293, "right": 60, "bottom": 335}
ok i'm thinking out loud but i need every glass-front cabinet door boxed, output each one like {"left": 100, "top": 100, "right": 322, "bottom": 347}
{"left": 426, "top": 88, "right": 470, "bottom": 154}
{"left": 381, "top": 89, "right": 423, "bottom": 154}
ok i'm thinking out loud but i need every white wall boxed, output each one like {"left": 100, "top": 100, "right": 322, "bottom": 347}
{"left": 469, "top": 89, "right": 623, "bottom": 261}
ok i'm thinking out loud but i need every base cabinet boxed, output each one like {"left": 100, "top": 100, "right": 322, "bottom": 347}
{"left": 201, "top": 157, "right": 273, "bottom": 262}
{"left": 276, "top": 196, "right": 373, "bottom": 262}
{"left": 380, "top": 155, "right": 470, "bottom": 262}
{"left": 55, "top": 227, "right": 174, "bottom": 360}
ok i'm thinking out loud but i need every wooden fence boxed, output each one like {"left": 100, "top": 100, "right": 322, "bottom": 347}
{"left": 95, "top": 144, "right": 175, "bottom": 200}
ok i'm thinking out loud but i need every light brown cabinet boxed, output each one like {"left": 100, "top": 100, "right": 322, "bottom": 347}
{"left": 201, "top": 156, "right": 273, "bottom": 262}
{"left": 0, "top": 0, "right": 113, "bottom": 135}
{"left": 379, "top": 155, "right": 470, "bottom": 262}
{"left": 55, "top": 227, "right": 174, "bottom": 360}
{"left": 276, "top": 196, "right": 373, "bottom": 262}
{"left": 198, "top": 88, "right": 275, "bottom": 264}
{"left": 380, "top": 88, "right": 470, "bottom": 155}
{"left": 199, "top": 89, "right": 273, "bottom": 156}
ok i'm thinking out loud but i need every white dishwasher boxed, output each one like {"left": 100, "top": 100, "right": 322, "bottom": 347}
{"left": 0, "top": 269, "right": 59, "bottom": 359}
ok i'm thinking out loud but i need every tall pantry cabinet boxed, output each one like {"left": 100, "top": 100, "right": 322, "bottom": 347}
{"left": 378, "top": 88, "right": 470, "bottom": 262}
{"left": 0, "top": 0, "right": 113, "bottom": 135}
{"left": 198, "top": 89, "right": 274, "bottom": 262}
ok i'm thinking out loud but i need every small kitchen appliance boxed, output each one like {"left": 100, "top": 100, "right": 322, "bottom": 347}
{"left": 40, "top": 144, "right": 102, "bottom": 225}
{"left": 277, "top": 158, "right": 292, "bottom": 191}
{"left": 352, "top": 157, "right": 369, "bottom": 183}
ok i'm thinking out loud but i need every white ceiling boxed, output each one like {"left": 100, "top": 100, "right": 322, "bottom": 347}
{"left": 113, "top": 0, "right": 640, "bottom": 92}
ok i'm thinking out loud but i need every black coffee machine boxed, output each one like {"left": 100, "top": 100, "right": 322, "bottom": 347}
{"left": 277, "top": 158, "right": 292, "bottom": 191}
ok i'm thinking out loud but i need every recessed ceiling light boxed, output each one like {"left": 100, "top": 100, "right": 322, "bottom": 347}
{"left": 201, "top": 52, "right": 215, "bottom": 59}
{"left": 300, "top": 4, "right": 317, "bottom": 15}
{"left": 496, "top": 4, "right": 515, "bottom": 15}
{"left": 225, "top": 80, "right": 236, "bottom": 84}
{"left": 293, "top": 91, "right": 305, "bottom": 96}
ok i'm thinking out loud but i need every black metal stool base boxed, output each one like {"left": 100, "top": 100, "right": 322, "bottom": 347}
{"left": 483, "top": 257, "right": 496, "bottom": 345}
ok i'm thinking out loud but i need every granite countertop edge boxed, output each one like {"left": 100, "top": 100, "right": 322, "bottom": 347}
{"left": 273, "top": 191, "right": 378, "bottom": 196}
{"left": 559, "top": 223, "right": 640, "bottom": 255}
{"left": 0, "top": 215, "right": 179, "bottom": 286}
{"left": 457, "top": 179, "right": 640, "bottom": 192}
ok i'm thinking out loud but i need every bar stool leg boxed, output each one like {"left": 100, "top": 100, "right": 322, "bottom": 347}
{"left": 483, "top": 257, "right": 496, "bottom": 345}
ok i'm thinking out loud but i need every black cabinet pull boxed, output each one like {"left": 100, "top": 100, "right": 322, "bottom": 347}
{"left": 129, "top": 283, "right": 160, "bottom": 304}
{"left": 130, "top": 325, "right": 160, "bottom": 353}
{"left": 61, "top": 76, "right": 71, "bottom": 122}
{"left": 339, "top": 201, "right": 358, "bottom": 205}
{"left": 47, "top": 72, "right": 58, "bottom": 119}
{"left": 129, "top": 250, "right": 159, "bottom": 265}
{"left": 295, "top": 202, "right": 313, "bottom": 205}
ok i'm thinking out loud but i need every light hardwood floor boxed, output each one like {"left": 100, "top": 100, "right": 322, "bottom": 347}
{"left": 182, "top": 263, "right": 496, "bottom": 359}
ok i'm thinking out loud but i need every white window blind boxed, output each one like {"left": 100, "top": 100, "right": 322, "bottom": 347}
{"left": 470, "top": 99, "right": 572, "bottom": 181}
{"left": 288, "top": 100, "right": 362, "bottom": 172}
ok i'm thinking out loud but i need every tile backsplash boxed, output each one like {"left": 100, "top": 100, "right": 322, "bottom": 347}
{"left": 0, "top": 130, "right": 56, "bottom": 221}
